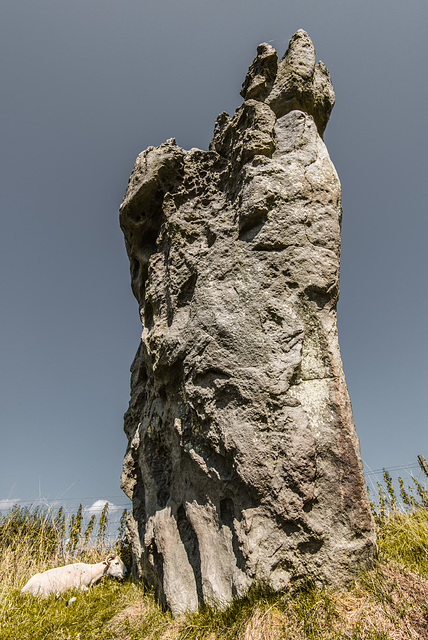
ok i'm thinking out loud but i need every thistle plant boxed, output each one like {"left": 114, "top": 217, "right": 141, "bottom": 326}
{"left": 67, "top": 503, "right": 83, "bottom": 554}
{"left": 372, "top": 469, "right": 428, "bottom": 517}
{"left": 398, "top": 476, "right": 412, "bottom": 508}
{"left": 116, "top": 509, "right": 128, "bottom": 546}
{"left": 96, "top": 502, "right": 109, "bottom": 546}
{"left": 382, "top": 468, "right": 396, "bottom": 508}
{"left": 54, "top": 506, "right": 66, "bottom": 541}
{"left": 115, "top": 509, "right": 131, "bottom": 569}
{"left": 83, "top": 514, "right": 96, "bottom": 554}
{"left": 412, "top": 476, "right": 428, "bottom": 508}
{"left": 376, "top": 482, "right": 388, "bottom": 516}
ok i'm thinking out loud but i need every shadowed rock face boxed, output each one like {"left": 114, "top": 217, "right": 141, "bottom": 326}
{"left": 120, "top": 30, "right": 376, "bottom": 615}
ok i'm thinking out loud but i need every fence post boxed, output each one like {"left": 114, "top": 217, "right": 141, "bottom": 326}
{"left": 418, "top": 454, "right": 428, "bottom": 478}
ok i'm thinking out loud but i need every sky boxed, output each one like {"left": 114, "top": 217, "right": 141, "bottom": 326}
{"left": 1, "top": 0, "right": 427, "bottom": 511}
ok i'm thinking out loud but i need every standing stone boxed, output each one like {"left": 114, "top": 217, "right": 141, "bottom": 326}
{"left": 120, "top": 30, "right": 376, "bottom": 615}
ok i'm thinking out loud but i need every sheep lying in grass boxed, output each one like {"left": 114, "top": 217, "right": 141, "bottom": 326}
{"left": 21, "top": 554, "right": 126, "bottom": 596}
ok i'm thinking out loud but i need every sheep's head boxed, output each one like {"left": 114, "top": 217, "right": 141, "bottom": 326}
{"left": 104, "top": 554, "right": 126, "bottom": 579}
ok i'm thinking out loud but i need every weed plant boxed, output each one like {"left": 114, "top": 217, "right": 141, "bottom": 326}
{"left": 371, "top": 470, "right": 428, "bottom": 579}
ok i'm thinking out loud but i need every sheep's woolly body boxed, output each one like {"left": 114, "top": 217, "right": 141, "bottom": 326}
{"left": 21, "top": 555, "right": 126, "bottom": 596}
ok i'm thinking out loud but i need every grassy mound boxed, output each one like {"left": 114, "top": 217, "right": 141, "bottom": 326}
{"left": 1, "top": 475, "right": 427, "bottom": 639}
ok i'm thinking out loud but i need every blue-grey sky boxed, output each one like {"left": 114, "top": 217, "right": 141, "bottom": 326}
{"left": 1, "top": 0, "right": 427, "bottom": 507}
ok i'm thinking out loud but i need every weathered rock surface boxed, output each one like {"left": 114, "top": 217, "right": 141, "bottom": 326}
{"left": 120, "top": 30, "right": 376, "bottom": 615}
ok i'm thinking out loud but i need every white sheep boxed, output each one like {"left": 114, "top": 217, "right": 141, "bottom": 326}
{"left": 21, "top": 554, "right": 126, "bottom": 596}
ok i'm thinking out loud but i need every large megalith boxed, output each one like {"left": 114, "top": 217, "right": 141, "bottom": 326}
{"left": 120, "top": 30, "right": 376, "bottom": 615}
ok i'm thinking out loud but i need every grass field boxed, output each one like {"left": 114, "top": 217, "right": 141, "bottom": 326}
{"left": 1, "top": 473, "right": 427, "bottom": 639}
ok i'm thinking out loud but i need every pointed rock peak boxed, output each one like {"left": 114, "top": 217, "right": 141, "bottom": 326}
{"left": 280, "top": 29, "right": 316, "bottom": 79}
{"left": 240, "top": 42, "right": 278, "bottom": 101}
{"left": 241, "top": 30, "right": 335, "bottom": 136}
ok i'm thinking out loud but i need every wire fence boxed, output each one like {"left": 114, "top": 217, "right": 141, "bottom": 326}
{"left": 1, "top": 458, "right": 426, "bottom": 537}
{"left": 0, "top": 494, "right": 132, "bottom": 545}
{"left": 363, "top": 460, "right": 427, "bottom": 508}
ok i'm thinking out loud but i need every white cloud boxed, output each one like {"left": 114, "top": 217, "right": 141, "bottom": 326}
{"left": 0, "top": 498, "right": 19, "bottom": 511}
{"left": 84, "top": 500, "right": 120, "bottom": 515}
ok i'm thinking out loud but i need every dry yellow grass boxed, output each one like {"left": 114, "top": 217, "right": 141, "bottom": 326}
{"left": 107, "top": 562, "right": 428, "bottom": 640}
{"left": 334, "top": 564, "right": 428, "bottom": 639}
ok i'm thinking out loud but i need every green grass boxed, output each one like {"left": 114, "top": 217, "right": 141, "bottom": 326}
{"left": 371, "top": 469, "right": 428, "bottom": 579}
{"left": 376, "top": 507, "right": 428, "bottom": 578}
{"left": 1, "top": 581, "right": 142, "bottom": 640}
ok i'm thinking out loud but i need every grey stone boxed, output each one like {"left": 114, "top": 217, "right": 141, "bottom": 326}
{"left": 119, "top": 30, "right": 376, "bottom": 615}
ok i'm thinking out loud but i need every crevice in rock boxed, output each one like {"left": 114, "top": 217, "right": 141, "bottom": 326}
{"left": 177, "top": 272, "right": 198, "bottom": 307}
{"left": 144, "top": 438, "right": 172, "bottom": 509}
{"left": 206, "top": 228, "right": 217, "bottom": 247}
{"left": 143, "top": 301, "right": 154, "bottom": 330}
{"left": 238, "top": 220, "right": 266, "bottom": 243}
{"left": 151, "top": 541, "right": 166, "bottom": 604}
{"left": 132, "top": 467, "right": 147, "bottom": 546}
{"left": 176, "top": 505, "right": 203, "bottom": 601}
{"left": 298, "top": 537, "right": 323, "bottom": 555}
{"left": 220, "top": 498, "right": 247, "bottom": 574}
